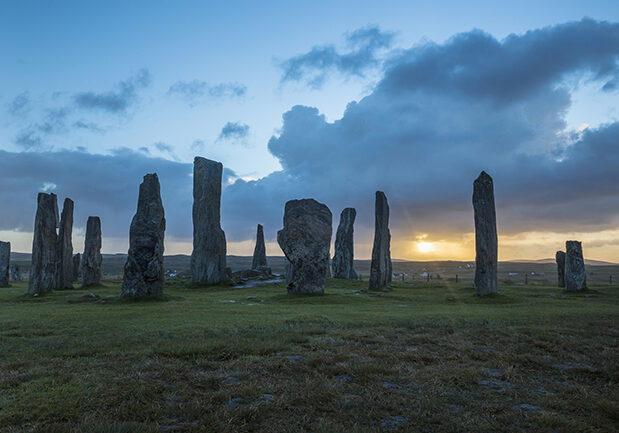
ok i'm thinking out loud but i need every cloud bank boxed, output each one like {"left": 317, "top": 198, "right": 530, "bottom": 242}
{"left": 167, "top": 80, "right": 247, "bottom": 106}
{"left": 1, "top": 19, "right": 618, "bottom": 256}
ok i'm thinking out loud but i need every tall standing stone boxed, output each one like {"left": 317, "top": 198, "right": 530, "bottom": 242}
{"left": 473, "top": 171, "right": 498, "bottom": 296}
{"left": 251, "top": 224, "right": 267, "bottom": 269}
{"left": 28, "top": 193, "right": 59, "bottom": 294}
{"left": 369, "top": 192, "right": 392, "bottom": 290}
{"left": 565, "top": 241, "right": 587, "bottom": 291}
{"left": 332, "top": 208, "right": 357, "bottom": 280}
{"left": 121, "top": 173, "right": 166, "bottom": 297}
{"left": 10, "top": 264, "right": 20, "bottom": 281}
{"left": 72, "top": 253, "right": 81, "bottom": 281}
{"left": 555, "top": 250, "right": 566, "bottom": 288}
{"left": 191, "top": 157, "right": 227, "bottom": 284}
{"left": 277, "top": 199, "right": 332, "bottom": 294}
{"left": 0, "top": 241, "right": 10, "bottom": 287}
{"left": 56, "top": 198, "right": 74, "bottom": 289}
{"left": 81, "top": 217, "right": 102, "bottom": 287}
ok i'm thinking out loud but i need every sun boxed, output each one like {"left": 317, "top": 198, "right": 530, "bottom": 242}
{"left": 417, "top": 242, "right": 435, "bottom": 253}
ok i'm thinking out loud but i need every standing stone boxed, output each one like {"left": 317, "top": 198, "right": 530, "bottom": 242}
{"left": 251, "top": 224, "right": 267, "bottom": 269}
{"left": 28, "top": 193, "right": 59, "bottom": 294}
{"left": 191, "top": 157, "right": 227, "bottom": 284}
{"left": 72, "top": 253, "right": 81, "bottom": 281}
{"left": 10, "top": 264, "right": 20, "bottom": 281}
{"left": 332, "top": 208, "right": 357, "bottom": 280}
{"left": 565, "top": 241, "right": 587, "bottom": 291}
{"left": 121, "top": 173, "right": 166, "bottom": 297}
{"left": 473, "top": 171, "right": 498, "bottom": 296}
{"left": 369, "top": 192, "right": 392, "bottom": 290}
{"left": 82, "top": 217, "right": 102, "bottom": 287}
{"left": 0, "top": 241, "right": 10, "bottom": 287}
{"left": 555, "top": 251, "right": 566, "bottom": 288}
{"left": 56, "top": 198, "right": 74, "bottom": 289}
{"left": 277, "top": 199, "right": 332, "bottom": 294}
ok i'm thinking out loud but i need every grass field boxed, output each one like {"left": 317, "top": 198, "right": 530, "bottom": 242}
{"left": 1, "top": 277, "right": 617, "bottom": 432}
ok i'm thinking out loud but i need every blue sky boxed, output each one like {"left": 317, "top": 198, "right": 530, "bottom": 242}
{"left": 1, "top": 1, "right": 619, "bottom": 260}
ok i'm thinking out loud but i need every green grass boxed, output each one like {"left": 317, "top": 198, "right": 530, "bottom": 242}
{"left": 1, "top": 279, "right": 617, "bottom": 432}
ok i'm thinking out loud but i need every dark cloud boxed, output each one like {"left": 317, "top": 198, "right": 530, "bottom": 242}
{"left": 0, "top": 148, "right": 192, "bottom": 240}
{"left": 7, "top": 91, "right": 31, "bottom": 116}
{"left": 154, "top": 142, "right": 173, "bottom": 153}
{"left": 224, "top": 19, "right": 619, "bottom": 241}
{"left": 167, "top": 80, "right": 247, "bottom": 106}
{"left": 280, "top": 25, "right": 395, "bottom": 88}
{"left": 218, "top": 122, "right": 249, "bottom": 140}
{"left": 73, "top": 69, "right": 151, "bottom": 113}
{"left": 14, "top": 130, "right": 42, "bottom": 150}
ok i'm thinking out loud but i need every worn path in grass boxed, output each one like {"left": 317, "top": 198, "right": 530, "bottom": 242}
{"left": 1, "top": 279, "right": 617, "bottom": 432}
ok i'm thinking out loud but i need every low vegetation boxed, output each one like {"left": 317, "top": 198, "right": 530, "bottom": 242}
{"left": 1, "top": 278, "right": 617, "bottom": 432}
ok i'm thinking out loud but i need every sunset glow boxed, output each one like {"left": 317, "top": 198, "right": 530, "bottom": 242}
{"left": 417, "top": 242, "right": 435, "bottom": 253}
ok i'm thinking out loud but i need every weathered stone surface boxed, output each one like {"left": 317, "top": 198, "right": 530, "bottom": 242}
{"left": 72, "top": 253, "right": 81, "bottom": 281}
{"left": 333, "top": 208, "right": 357, "bottom": 280}
{"left": 473, "top": 171, "right": 498, "bottom": 296}
{"left": 369, "top": 192, "right": 392, "bottom": 290}
{"left": 82, "top": 217, "right": 102, "bottom": 287}
{"left": 10, "top": 264, "right": 20, "bottom": 281}
{"left": 252, "top": 224, "right": 267, "bottom": 269}
{"left": 0, "top": 241, "right": 10, "bottom": 287}
{"left": 565, "top": 241, "right": 587, "bottom": 291}
{"left": 191, "top": 157, "right": 227, "bottom": 284}
{"left": 56, "top": 198, "right": 74, "bottom": 289}
{"left": 277, "top": 199, "right": 332, "bottom": 294}
{"left": 555, "top": 251, "right": 566, "bottom": 288}
{"left": 28, "top": 193, "right": 59, "bottom": 294}
{"left": 121, "top": 173, "right": 166, "bottom": 297}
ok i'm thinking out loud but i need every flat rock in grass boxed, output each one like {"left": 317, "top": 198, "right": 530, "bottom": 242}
{"left": 479, "top": 366, "right": 502, "bottom": 377}
{"left": 512, "top": 403, "right": 540, "bottom": 412}
{"left": 259, "top": 393, "right": 274, "bottom": 402}
{"left": 478, "top": 379, "right": 513, "bottom": 392}
{"left": 334, "top": 374, "right": 352, "bottom": 382}
{"left": 227, "top": 397, "right": 246, "bottom": 407}
{"left": 288, "top": 354, "right": 306, "bottom": 363}
{"left": 380, "top": 416, "right": 407, "bottom": 431}
{"left": 552, "top": 362, "right": 597, "bottom": 372}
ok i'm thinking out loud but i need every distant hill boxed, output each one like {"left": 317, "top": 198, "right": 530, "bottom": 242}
{"left": 506, "top": 258, "right": 618, "bottom": 266}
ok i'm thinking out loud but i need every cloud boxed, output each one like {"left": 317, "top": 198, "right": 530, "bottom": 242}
{"left": 73, "top": 120, "right": 104, "bottom": 132}
{"left": 167, "top": 80, "right": 247, "bottom": 105}
{"left": 218, "top": 122, "right": 249, "bottom": 140}
{"left": 191, "top": 139, "right": 205, "bottom": 151}
{"left": 7, "top": 91, "right": 31, "bottom": 116}
{"left": 223, "top": 18, "right": 619, "bottom": 242}
{"left": 14, "top": 130, "right": 42, "bottom": 150}
{"left": 0, "top": 148, "right": 193, "bottom": 239}
{"left": 154, "top": 142, "right": 173, "bottom": 153}
{"left": 2, "top": 19, "right": 619, "bottom": 257}
{"left": 280, "top": 25, "right": 395, "bottom": 88}
{"left": 73, "top": 68, "right": 151, "bottom": 113}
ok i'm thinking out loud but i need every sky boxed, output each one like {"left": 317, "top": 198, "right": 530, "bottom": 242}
{"left": 1, "top": 0, "right": 618, "bottom": 262}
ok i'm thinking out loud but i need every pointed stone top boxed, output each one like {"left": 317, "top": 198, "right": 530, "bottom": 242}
{"left": 143, "top": 172, "right": 159, "bottom": 182}
{"left": 476, "top": 171, "right": 493, "bottom": 183}
{"left": 257, "top": 223, "right": 263, "bottom": 230}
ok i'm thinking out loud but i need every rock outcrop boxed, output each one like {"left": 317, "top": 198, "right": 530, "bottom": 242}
{"left": 0, "top": 241, "right": 9, "bottom": 287}
{"left": 473, "top": 171, "right": 498, "bottom": 296}
{"left": 369, "top": 192, "right": 392, "bottom": 290}
{"left": 56, "top": 198, "right": 74, "bottom": 289}
{"left": 28, "top": 193, "right": 59, "bottom": 295}
{"left": 121, "top": 173, "right": 166, "bottom": 297}
{"left": 82, "top": 217, "right": 102, "bottom": 287}
{"left": 191, "top": 157, "right": 227, "bottom": 284}
{"left": 251, "top": 224, "right": 268, "bottom": 269}
{"left": 277, "top": 199, "right": 332, "bottom": 294}
{"left": 332, "top": 208, "right": 357, "bottom": 280}
{"left": 565, "top": 241, "right": 586, "bottom": 291}
{"left": 555, "top": 250, "right": 566, "bottom": 288}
